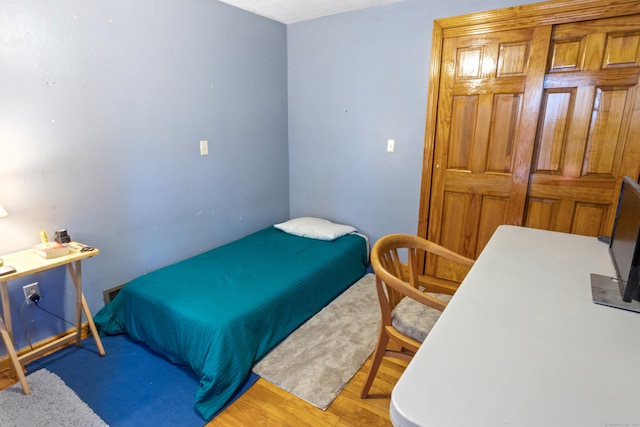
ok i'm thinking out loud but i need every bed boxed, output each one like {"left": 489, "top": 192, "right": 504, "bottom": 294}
{"left": 94, "top": 219, "right": 368, "bottom": 420}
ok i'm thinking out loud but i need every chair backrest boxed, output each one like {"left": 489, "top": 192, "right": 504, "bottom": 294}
{"left": 371, "top": 234, "right": 475, "bottom": 328}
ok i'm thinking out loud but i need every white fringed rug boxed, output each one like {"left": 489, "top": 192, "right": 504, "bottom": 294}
{"left": 252, "top": 273, "right": 380, "bottom": 410}
{"left": 0, "top": 369, "right": 108, "bottom": 427}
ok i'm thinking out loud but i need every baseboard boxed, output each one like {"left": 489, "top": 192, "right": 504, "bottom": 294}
{"left": 0, "top": 322, "right": 91, "bottom": 376}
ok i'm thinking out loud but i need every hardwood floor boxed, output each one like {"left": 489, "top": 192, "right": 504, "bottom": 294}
{"left": 1, "top": 352, "right": 407, "bottom": 426}
{"left": 208, "top": 356, "right": 407, "bottom": 427}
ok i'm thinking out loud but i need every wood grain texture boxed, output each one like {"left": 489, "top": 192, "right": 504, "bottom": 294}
{"left": 427, "top": 25, "right": 549, "bottom": 266}
{"left": 438, "top": 0, "right": 640, "bottom": 37}
{"left": 526, "top": 13, "right": 640, "bottom": 237}
{"left": 418, "top": 0, "right": 640, "bottom": 273}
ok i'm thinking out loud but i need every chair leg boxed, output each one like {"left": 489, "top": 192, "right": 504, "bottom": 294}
{"left": 361, "top": 330, "right": 390, "bottom": 399}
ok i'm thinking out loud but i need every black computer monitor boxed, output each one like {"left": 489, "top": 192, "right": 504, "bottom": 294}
{"left": 591, "top": 176, "right": 640, "bottom": 313}
{"left": 610, "top": 176, "right": 640, "bottom": 303}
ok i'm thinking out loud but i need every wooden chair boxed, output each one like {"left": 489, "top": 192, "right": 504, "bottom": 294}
{"left": 360, "top": 234, "right": 475, "bottom": 398}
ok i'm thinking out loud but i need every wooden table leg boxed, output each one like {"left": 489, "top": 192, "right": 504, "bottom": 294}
{"left": 0, "top": 280, "right": 13, "bottom": 341}
{"left": 0, "top": 279, "right": 29, "bottom": 393}
{"left": 66, "top": 261, "right": 105, "bottom": 356}
{"left": 0, "top": 317, "right": 29, "bottom": 394}
{"left": 82, "top": 294, "right": 105, "bottom": 356}
{"left": 67, "top": 262, "right": 83, "bottom": 346}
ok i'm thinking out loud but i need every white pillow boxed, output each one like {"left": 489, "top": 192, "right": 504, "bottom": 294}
{"left": 274, "top": 217, "right": 356, "bottom": 241}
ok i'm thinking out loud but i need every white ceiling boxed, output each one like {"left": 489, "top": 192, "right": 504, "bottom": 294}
{"left": 216, "top": 0, "right": 408, "bottom": 24}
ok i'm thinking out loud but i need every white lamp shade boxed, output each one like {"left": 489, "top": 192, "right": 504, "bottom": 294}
{"left": 0, "top": 204, "right": 7, "bottom": 218}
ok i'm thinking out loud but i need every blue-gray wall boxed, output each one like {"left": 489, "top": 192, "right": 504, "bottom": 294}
{"left": 287, "top": 0, "right": 532, "bottom": 244}
{"left": 0, "top": 0, "right": 288, "bottom": 352}
{"left": 0, "top": 0, "right": 533, "bottom": 356}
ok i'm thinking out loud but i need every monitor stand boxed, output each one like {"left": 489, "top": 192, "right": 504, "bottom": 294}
{"left": 590, "top": 273, "right": 640, "bottom": 313}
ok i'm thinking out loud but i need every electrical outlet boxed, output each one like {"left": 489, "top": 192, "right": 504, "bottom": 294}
{"left": 23, "top": 282, "right": 40, "bottom": 305}
{"left": 200, "top": 140, "right": 209, "bottom": 156}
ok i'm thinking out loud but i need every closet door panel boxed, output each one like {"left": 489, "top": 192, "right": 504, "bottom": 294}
{"left": 525, "top": 198, "right": 560, "bottom": 230}
{"left": 525, "top": 14, "right": 640, "bottom": 237}
{"left": 571, "top": 202, "right": 608, "bottom": 235}
{"left": 427, "top": 27, "right": 550, "bottom": 261}
{"left": 584, "top": 87, "right": 634, "bottom": 175}
{"left": 535, "top": 91, "right": 571, "bottom": 171}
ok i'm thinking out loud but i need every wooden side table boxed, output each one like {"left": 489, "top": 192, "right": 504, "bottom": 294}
{"left": 0, "top": 243, "right": 104, "bottom": 394}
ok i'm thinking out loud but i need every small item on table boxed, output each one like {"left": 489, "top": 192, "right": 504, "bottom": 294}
{"left": 55, "top": 229, "right": 71, "bottom": 244}
{"left": 32, "top": 242, "right": 70, "bottom": 259}
{"left": 0, "top": 265, "right": 16, "bottom": 276}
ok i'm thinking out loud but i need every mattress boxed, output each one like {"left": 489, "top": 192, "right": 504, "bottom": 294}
{"left": 94, "top": 226, "right": 368, "bottom": 419}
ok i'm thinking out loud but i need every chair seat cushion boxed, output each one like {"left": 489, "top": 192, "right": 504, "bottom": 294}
{"left": 391, "top": 294, "right": 452, "bottom": 343}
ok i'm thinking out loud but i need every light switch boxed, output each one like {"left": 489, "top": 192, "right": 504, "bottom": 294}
{"left": 200, "top": 140, "right": 209, "bottom": 156}
{"left": 387, "top": 139, "right": 395, "bottom": 153}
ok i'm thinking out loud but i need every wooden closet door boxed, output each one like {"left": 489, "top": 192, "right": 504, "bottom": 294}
{"left": 525, "top": 14, "right": 640, "bottom": 236}
{"left": 426, "top": 27, "right": 550, "bottom": 278}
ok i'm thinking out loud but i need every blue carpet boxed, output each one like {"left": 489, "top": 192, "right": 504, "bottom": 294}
{"left": 26, "top": 334, "right": 259, "bottom": 426}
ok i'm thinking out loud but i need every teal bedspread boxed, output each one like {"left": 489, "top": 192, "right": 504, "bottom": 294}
{"left": 94, "top": 226, "right": 367, "bottom": 420}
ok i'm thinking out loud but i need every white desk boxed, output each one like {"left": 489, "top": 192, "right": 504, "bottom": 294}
{"left": 391, "top": 225, "right": 640, "bottom": 427}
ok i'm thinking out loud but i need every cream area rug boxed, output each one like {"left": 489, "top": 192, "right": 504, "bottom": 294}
{"left": 0, "top": 369, "right": 108, "bottom": 427}
{"left": 252, "top": 273, "right": 380, "bottom": 410}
